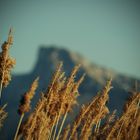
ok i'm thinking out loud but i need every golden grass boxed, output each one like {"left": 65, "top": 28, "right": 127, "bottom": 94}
{"left": 0, "top": 29, "right": 140, "bottom": 140}
{"left": 14, "top": 77, "right": 39, "bottom": 140}
{"left": 0, "top": 28, "right": 16, "bottom": 103}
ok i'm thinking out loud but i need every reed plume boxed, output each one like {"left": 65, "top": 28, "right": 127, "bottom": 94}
{"left": 106, "top": 91, "right": 140, "bottom": 140}
{"left": 93, "top": 110, "right": 116, "bottom": 140}
{"left": 14, "top": 77, "right": 39, "bottom": 140}
{"left": 21, "top": 63, "right": 84, "bottom": 140}
{"left": 0, "top": 28, "right": 16, "bottom": 103}
{"left": 55, "top": 64, "right": 84, "bottom": 140}
{"left": 21, "top": 94, "right": 50, "bottom": 140}
{"left": 69, "top": 79, "right": 112, "bottom": 140}
{"left": 21, "top": 62, "right": 66, "bottom": 140}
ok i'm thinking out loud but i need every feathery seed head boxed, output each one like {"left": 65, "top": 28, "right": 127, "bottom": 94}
{"left": 18, "top": 77, "right": 39, "bottom": 115}
{"left": 0, "top": 28, "right": 15, "bottom": 87}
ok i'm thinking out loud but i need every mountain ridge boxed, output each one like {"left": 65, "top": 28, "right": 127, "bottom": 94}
{"left": 31, "top": 46, "right": 139, "bottom": 90}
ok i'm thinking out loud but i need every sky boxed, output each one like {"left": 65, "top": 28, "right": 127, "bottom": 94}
{"left": 0, "top": 0, "right": 140, "bottom": 78}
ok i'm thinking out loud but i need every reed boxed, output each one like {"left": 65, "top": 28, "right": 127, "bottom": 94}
{"left": 0, "top": 28, "right": 16, "bottom": 104}
{"left": 0, "top": 29, "right": 140, "bottom": 140}
{"left": 14, "top": 77, "right": 39, "bottom": 140}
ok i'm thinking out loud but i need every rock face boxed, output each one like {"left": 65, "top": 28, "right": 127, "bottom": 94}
{"left": 0, "top": 46, "right": 139, "bottom": 139}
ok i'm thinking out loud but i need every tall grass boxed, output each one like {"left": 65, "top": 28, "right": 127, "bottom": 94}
{"left": 14, "top": 77, "right": 39, "bottom": 140}
{"left": 0, "top": 28, "right": 15, "bottom": 104}
{"left": 0, "top": 30, "right": 140, "bottom": 140}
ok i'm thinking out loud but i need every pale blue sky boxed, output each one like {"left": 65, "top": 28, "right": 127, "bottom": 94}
{"left": 0, "top": 0, "right": 140, "bottom": 78}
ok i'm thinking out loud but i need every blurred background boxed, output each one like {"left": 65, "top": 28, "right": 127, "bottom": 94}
{"left": 0, "top": 0, "right": 140, "bottom": 78}
{"left": 0, "top": 0, "right": 140, "bottom": 139}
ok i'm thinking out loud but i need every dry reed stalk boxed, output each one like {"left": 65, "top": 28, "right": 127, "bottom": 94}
{"left": 80, "top": 79, "right": 112, "bottom": 139}
{"left": 20, "top": 63, "right": 91, "bottom": 140}
{"left": 57, "top": 74, "right": 85, "bottom": 139}
{"left": 131, "top": 112, "right": 140, "bottom": 140}
{"left": 56, "top": 108, "right": 69, "bottom": 140}
{"left": 94, "top": 119, "right": 101, "bottom": 133}
{"left": 45, "top": 62, "right": 63, "bottom": 115}
{"left": 34, "top": 111, "right": 51, "bottom": 140}
{"left": 0, "top": 104, "right": 7, "bottom": 129}
{"left": 21, "top": 63, "right": 66, "bottom": 140}
{"left": 80, "top": 106, "right": 109, "bottom": 140}
{"left": 14, "top": 114, "right": 24, "bottom": 140}
{"left": 0, "top": 28, "right": 16, "bottom": 104}
{"left": 14, "top": 77, "right": 39, "bottom": 140}
{"left": 48, "top": 114, "right": 58, "bottom": 140}
{"left": 69, "top": 79, "right": 112, "bottom": 140}
{"left": 21, "top": 94, "right": 47, "bottom": 140}
{"left": 60, "top": 124, "right": 70, "bottom": 140}
{"left": 106, "top": 92, "right": 140, "bottom": 140}
{"left": 123, "top": 92, "right": 140, "bottom": 140}
{"left": 48, "top": 69, "right": 67, "bottom": 140}
{"left": 45, "top": 63, "right": 66, "bottom": 135}
{"left": 96, "top": 110, "right": 116, "bottom": 139}
{"left": 52, "top": 65, "right": 83, "bottom": 140}
{"left": 69, "top": 97, "right": 98, "bottom": 140}
{"left": 52, "top": 115, "right": 60, "bottom": 140}
{"left": 55, "top": 66, "right": 85, "bottom": 140}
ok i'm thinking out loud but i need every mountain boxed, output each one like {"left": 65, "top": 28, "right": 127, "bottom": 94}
{"left": 0, "top": 46, "right": 139, "bottom": 139}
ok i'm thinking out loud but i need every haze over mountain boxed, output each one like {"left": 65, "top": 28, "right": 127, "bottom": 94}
{"left": 0, "top": 46, "right": 139, "bottom": 139}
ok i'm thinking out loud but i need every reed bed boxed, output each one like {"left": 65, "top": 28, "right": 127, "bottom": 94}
{"left": 0, "top": 29, "right": 140, "bottom": 140}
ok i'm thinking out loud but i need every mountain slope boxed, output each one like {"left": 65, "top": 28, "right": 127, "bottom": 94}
{"left": 0, "top": 46, "right": 139, "bottom": 139}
